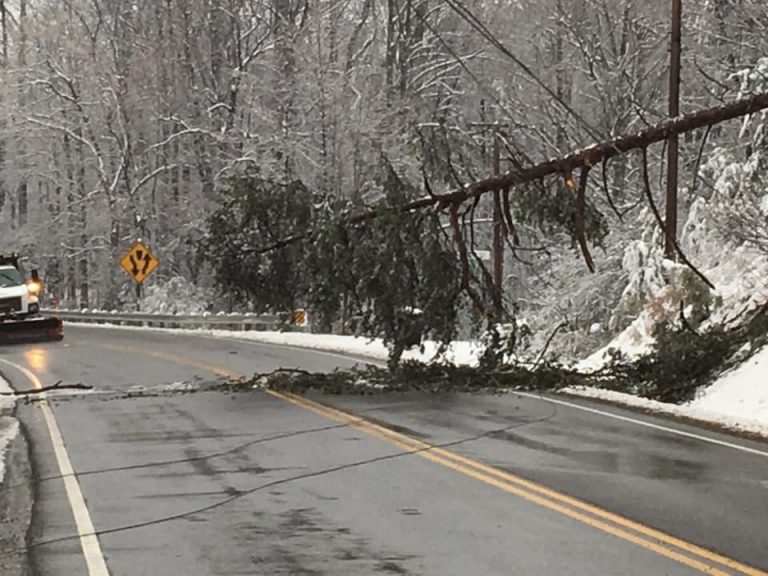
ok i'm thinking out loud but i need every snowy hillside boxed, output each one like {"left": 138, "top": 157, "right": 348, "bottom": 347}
{"left": 688, "top": 345, "right": 768, "bottom": 428}
{"left": 541, "top": 59, "right": 768, "bottom": 398}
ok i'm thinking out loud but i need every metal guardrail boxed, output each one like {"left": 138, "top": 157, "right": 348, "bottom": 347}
{"left": 41, "top": 309, "right": 293, "bottom": 331}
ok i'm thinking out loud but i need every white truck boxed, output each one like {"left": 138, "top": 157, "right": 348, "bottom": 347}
{"left": 0, "top": 254, "right": 62, "bottom": 342}
{"left": 0, "top": 264, "right": 40, "bottom": 317}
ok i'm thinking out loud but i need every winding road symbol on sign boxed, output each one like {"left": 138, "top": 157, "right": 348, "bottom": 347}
{"left": 120, "top": 241, "right": 159, "bottom": 284}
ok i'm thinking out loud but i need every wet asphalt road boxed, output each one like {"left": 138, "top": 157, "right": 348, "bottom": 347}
{"left": 0, "top": 324, "right": 767, "bottom": 575}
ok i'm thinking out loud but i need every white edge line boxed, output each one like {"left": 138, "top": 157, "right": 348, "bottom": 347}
{"left": 513, "top": 391, "right": 768, "bottom": 459}
{"left": 68, "top": 322, "right": 768, "bottom": 459}
{"left": 0, "top": 358, "right": 110, "bottom": 576}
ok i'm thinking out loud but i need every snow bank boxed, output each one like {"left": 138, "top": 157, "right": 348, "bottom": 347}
{"left": 209, "top": 330, "right": 485, "bottom": 366}
{"left": 0, "top": 376, "right": 19, "bottom": 484}
{"left": 567, "top": 344, "right": 768, "bottom": 437}
{"left": 565, "top": 384, "right": 768, "bottom": 438}
{"left": 577, "top": 243, "right": 768, "bottom": 373}
{"left": 0, "top": 378, "right": 15, "bottom": 412}
{"left": 686, "top": 345, "right": 768, "bottom": 427}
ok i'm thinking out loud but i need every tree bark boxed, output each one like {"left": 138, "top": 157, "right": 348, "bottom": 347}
{"left": 665, "top": 0, "right": 682, "bottom": 260}
{"left": 403, "top": 93, "right": 768, "bottom": 211}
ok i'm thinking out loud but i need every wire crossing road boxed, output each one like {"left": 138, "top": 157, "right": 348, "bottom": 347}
{"left": 1, "top": 325, "right": 767, "bottom": 575}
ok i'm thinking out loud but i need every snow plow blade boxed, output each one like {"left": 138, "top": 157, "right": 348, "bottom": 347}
{"left": 0, "top": 317, "right": 63, "bottom": 344}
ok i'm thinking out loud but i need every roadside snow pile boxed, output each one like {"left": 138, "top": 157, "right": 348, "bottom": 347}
{"left": 0, "top": 378, "right": 14, "bottom": 411}
{"left": 181, "top": 329, "right": 485, "bottom": 366}
{"left": 75, "top": 323, "right": 484, "bottom": 366}
{"left": 563, "top": 385, "right": 768, "bottom": 437}
{"left": 568, "top": 346, "right": 768, "bottom": 438}
{"left": 686, "top": 345, "right": 768, "bottom": 427}
{"left": 0, "top": 377, "right": 19, "bottom": 484}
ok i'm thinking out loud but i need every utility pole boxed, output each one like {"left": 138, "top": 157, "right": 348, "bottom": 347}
{"left": 491, "top": 134, "right": 504, "bottom": 318}
{"left": 665, "top": 0, "right": 682, "bottom": 260}
{"left": 469, "top": 117, "right": 508, "bottom": 317}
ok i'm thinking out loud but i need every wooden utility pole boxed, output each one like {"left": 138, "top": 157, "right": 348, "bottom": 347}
{"left": 491, "top": 135, "right": 504, "bottom": 317}
{"left": 469, "top": 118, "right": 507, "bottom": 317}
{"left": 665, "top": 0, "right": 682, "bottom": 260}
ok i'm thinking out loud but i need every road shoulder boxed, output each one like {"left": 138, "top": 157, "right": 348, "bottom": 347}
{"left": 0, "top": 420, "right": 33, "bottom": 576}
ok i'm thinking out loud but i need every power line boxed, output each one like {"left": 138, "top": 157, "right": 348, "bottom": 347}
{"left": 442, "top": 0, "right": 605, "bottom": 142}
{"left": 408, "top": 0, "right": 535, "bottom": 167}
{"left": 1, "top": 392, "right": 440, "bottom": 493}
{"left": 0, "top": 400, "right": 558, "bottom": 558}
{"left": 0, "top": 420, "right": 355, "bottom": 493}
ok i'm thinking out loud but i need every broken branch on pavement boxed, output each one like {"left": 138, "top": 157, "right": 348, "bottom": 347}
{"left": 3, "top": 380, "right": 93, "bottom": 396}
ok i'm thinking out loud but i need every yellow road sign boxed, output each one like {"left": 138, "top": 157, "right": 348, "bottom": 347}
{"left": 291, "top": 309, "right": 307, "bottom": 326}
{"left": 119, "top": 241, "right": 159, "bottom": 284}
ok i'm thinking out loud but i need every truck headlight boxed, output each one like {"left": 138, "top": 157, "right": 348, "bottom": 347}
{"left": 27, "top": 280, "right": 42, "bottom": 296}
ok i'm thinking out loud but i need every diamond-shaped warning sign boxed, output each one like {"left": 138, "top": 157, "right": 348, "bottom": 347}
{"left": 119, "top": 241, "right": 159, "bottom": 284}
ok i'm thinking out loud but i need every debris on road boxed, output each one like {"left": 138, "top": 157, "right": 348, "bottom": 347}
{"left": 245, "top": 361, "right": 591, "bottom": 395}
{"left": 0, "top": 380, "right": 93, "bottom": 396}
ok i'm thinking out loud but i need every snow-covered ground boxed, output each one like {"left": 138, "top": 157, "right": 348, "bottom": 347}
{"left": 568, "top": 247, "right": 768, "bottom": 436}
{"left": 76, "top": 322, "right": 768, "bottom": 438}
{"left": 0, "top": 377, "right": 19, "bottom": 484}
{"left": 564, "top": 375, "right": 768, "bottom": 439}
{"left": 77, "top": 323, "right": 484, "bottom": 366}
{"left": 688, "top": 345, "right": 768, "bottom": 428}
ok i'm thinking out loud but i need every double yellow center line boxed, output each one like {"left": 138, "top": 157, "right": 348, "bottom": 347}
{"left": 92, "top": 341, "right": 766, "bottom": 576}
{"left": 270, "top": 390, "right": 764, "bottom": 576}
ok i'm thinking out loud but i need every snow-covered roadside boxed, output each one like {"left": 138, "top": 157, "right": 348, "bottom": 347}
{"left": 73, "top": 322, "right": 768, "bottom": 438}
{"left": 687, "top": 345, "right": 768, "bottom": 427}
{"left": 0, "top": 377, "right": 19, "bottom": 484}
{"left": 565, "top": 345, "right": 768, "bottom": 438}
{"left": 76, "top": 322, "right": 485, "bottom": 366}
{"left": 563, "top": 386, "right": 768, "bottom": 438}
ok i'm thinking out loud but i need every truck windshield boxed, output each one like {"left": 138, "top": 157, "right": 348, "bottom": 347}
{"left": 0, "top": 268, "right": 23, "bottom": 288}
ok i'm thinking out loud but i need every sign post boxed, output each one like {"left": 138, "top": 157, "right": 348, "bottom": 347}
{"left": 119, "top": 240, "right": 159, "bottom": 311}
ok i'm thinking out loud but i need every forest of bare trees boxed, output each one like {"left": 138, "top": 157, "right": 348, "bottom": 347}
{"left": 0, "top": 0, "right": 766, "bottom": 352}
